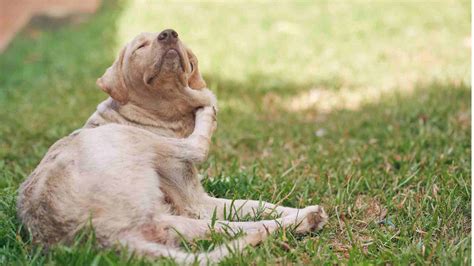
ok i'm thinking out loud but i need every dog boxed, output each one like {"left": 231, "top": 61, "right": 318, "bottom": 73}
{"left": 17, "top": 29, "right": 328, "bottom": 264}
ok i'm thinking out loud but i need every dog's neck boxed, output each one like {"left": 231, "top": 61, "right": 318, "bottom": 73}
{"left": 84, "top": 98, "right": 195, "bottom": 138}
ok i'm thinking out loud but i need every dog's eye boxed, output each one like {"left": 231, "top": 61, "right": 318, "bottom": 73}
{"left": 136, "top": 43, "right": 147, "bottom": 51}
{"left": 190, "top": 62, "right": 194, "bottom": 72}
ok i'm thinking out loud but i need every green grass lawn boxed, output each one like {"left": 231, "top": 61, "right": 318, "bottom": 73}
{"left": 0, "top": 1, "right": 471, "bottom": 265}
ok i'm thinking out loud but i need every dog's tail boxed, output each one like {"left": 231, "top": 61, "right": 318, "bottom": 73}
{"left": 120, "top": 229, "right": 265, "bottom": 265}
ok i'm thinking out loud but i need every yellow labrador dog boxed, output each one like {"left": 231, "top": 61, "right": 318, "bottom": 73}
{"left": 17, "top": 29, "right": 327, "bottom": 264}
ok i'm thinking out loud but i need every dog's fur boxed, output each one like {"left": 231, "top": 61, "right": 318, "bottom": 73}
{"left": 17, "top": 30, "right": 328, "bottom": 264}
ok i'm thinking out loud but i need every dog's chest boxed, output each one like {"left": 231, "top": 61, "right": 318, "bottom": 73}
{"left": 164, "top": 116, "right": 195, "bottom": 138}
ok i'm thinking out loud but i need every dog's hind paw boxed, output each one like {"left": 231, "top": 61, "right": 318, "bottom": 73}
{"left": 304, "top": 205, "right": 328, "bottom": 231}
{"left": 291, "top": 205, "right": 328, "bottom": 233}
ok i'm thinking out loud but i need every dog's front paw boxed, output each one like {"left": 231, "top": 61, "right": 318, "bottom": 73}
{"left": 196, "top": 106, "right": 216, "bottom": 122}
{"left": 201, "top": 88, "right": 218, "bottom": 112}
{"left": 195, "top": 106, "right": 217, "bottom": 133}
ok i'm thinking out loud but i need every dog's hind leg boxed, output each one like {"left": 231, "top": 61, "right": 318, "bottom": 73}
{"left": 119, "top": 227, "right": 264, "bottom": 265}
{"left": 154, "top": 205, "right": 327, "bottom": 242}
{"left": 210, "top": 205, "right": 327, "bottom": 234}
{"left": 119, "top": 207, "right": 326, "bottom": 264}
{"left": 197, "top": 196, "right": 304, "bottom": 219}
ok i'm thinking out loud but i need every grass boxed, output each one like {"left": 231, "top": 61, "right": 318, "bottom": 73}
{"left": 0, "top": 0, "right": 471, "bottom": 265}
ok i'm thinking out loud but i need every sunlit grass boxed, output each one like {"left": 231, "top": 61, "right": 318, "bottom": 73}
{"left": 116, "top": 1, "right": 469, "bottom": 91}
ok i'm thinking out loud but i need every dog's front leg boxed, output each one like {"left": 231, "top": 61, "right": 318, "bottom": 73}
{"left": 183, "top": 87, "right": 217, "bottom": 109}
{"left": 169, "top": 106, "right": 216, "bottom": 163}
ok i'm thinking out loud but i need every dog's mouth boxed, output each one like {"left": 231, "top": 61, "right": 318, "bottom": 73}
{"left": 146, "top": 48, "right": 186, "bottom": 85}
{"left": 164, "top": 48, "right": 179, "bottom": 59}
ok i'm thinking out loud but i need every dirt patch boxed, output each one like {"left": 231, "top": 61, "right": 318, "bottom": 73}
{"left": 329, "top": 195, "right": 390, "bottom": 259}
{"left": 354, "top": 195, "right": 387, "bottom": 223}
{"left": 0, "top": 0, "right": 100, "bottom": 52}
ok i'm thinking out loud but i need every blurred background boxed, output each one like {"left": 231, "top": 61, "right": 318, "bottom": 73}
{"left": 0, "top": 0, "right": 471, "bottom": 264}
{"left": 1, "top": 1, "right": 470, "bottom": 114}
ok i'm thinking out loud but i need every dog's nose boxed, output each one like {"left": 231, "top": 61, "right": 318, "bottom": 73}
{"left": 158, "top": 29, "right": 178, "bottom": 43}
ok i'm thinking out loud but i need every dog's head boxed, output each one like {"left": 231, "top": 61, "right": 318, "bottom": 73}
{"left": 97, "top": 30, "right": 207, "bottom": 109}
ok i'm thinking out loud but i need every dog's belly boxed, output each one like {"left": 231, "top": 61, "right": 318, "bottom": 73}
{"left": 17, "top": 126, "right": 186, "bottom": 247}
{"left": 18, "top": 132, "right": 87, "bottom": 246}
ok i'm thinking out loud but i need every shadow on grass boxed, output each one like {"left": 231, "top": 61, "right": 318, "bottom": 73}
{"left": 0, "top": 0, "right": 125, "bottom": 102}
{"left": 203, "top": 78, "right": 470, "bottom": 196}
{"left": 0, "top": 1, "right": 126, "bottom": 184}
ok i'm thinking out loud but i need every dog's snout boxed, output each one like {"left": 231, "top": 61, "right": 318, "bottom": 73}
{"left": 158, "top": 29, "right": 178, "bottom": 43}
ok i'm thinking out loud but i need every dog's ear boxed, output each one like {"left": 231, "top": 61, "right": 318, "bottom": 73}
{"left": 186, "top": 48, "right": 207, "bottom": 90}
{"left": 96, "top": 47, "right": 129, "bottom": 104}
